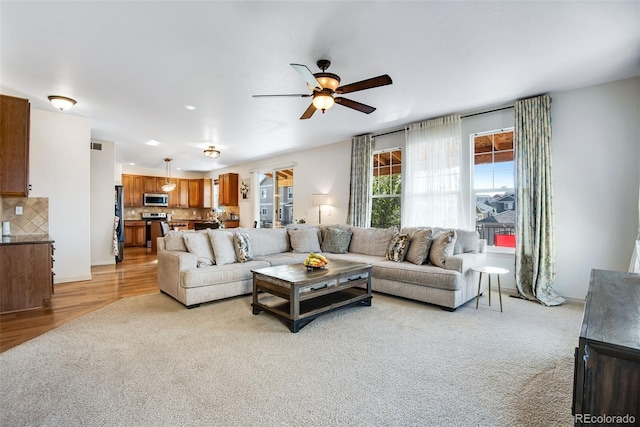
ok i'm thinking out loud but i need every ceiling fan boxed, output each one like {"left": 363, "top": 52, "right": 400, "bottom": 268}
{"left": 253, "top": 60, "right": 392, "bottom": 120}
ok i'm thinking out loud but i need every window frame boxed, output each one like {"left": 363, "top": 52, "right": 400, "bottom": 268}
{"left": 370, "top": 147, "right": 402, "bottom": 229}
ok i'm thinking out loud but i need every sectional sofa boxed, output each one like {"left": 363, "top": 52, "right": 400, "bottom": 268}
{"left": 157, "top": 224, "right": 487, "bottom": 311}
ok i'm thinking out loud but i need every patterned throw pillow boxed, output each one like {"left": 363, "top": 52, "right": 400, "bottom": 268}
{"left": 183, "top": 232, "right": 215, "bottom": 267}
{"left": 428, "top": 230, "right": 457, "bottom": 268}
{"left": 405, "top": 228, "right": 433, "bottom": 265}
{"left": 233, "top": 232, "right": 253, "bottom": 263}
{"left": 288, "top": 228, "right": 322, "bottom": 253}
{"left": 386, "top": 232, "right": 410, "bottom": 262}
{"left": 320, "top": 228, "right": 353, "bottom": 253}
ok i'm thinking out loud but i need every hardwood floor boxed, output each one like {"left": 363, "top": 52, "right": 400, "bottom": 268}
{"left": 0, "top": 247, "right": 159, "bottom": 353}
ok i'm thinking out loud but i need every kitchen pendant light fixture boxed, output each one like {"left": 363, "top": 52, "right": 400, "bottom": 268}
{"left": 161, "top": 158, "right": 176, "bottom": 192}
{"left": 204, "top": 145, "right": 221, "bottom": 159}
{"left": 48, "top": 95, "right": 77, "bottom": 111}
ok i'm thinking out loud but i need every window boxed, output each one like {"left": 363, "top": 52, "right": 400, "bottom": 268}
{"left": 260, "top": 188, "right": 267, "bottom": 199}
{"left": 371, "top": 148, "right": 402, "bottom": 229}
{"left": 261, "top": 208, "right": 268, "bottom": 215}
{"left": 258, "top": 168, "right": 293, "bottom": 228}
{"left": 287, "top": 187, "right": 293, "bottom": 199}
{"left": 473, "top": 128, "right": 515, "bottom": 247}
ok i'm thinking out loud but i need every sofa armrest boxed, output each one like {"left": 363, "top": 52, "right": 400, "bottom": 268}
{"left": 444, "top": 252, "right": 487, "bottom": 274}
{"left": 157, "top": 250, "right": 197, "bottom": 297}
{"left": 479, "top": 239, "right": 487, "bottom": 253}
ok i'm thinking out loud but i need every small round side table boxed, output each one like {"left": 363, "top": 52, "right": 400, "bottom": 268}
{"left": 472, "top": 266, "right": 509, "bottom": 312}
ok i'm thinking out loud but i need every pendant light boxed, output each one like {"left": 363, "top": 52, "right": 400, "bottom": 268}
{"left": 204, "top": 145, "right": 221, "bottom": 159}
{"left": 161, "top": 158, "right": 176, "bottom": 192}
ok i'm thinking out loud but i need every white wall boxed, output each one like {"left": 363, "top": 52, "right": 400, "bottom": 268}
{"left": 90, "top": 139, "right": 116, "bottom": 266}
{"left": 30, "top": 109, "right": 92, "bottom": 283}
{"left": 552, "top": 76, "right": 640, "bottom": 300}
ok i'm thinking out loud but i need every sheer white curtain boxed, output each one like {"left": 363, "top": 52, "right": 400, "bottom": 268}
{"left": 402, "top": 114, "right": 466, "bottom": 228}
{"left": 631, "top": 184, "right": 640, "bottom": 273}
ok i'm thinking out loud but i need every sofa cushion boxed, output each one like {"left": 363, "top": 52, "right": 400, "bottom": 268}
{"left": 234, "top": 232, "right": 253, "bottom": 263}
{"left": 320, "top": 227, "right": 353, "bottom": 253}
{"left": 429, "top": 230, "right": 457, "bottom": 268}
{"left": 180, "top": 260, "right": 270, "bottom": 289}
{"left": 183, "top": 231, "right": 215, "bottom": 267}
{"left": 240, "top": 228, "right": 290, "bottom": 256}
{"left": 288, "top": 228, "right": 322, "bottom": 253}
{"left": 404, "top": 228, "right": 433, "bottom": 265}
{"left": 254, "top": 252, "right": 309, "bottom": 267}
{"left": 208, "top": 230, "right": 236, "bottom": 266}
{"left": 453, "top": 229, "right": 479, "bottom": 254}
{"left": 164, "top": 230, "right": 187, "bottom": 252}
{"left": 349, "top": 227, "right": 397, "bottom": 257}
{"left": 386, "top": 232, "right": 410, "bottom": 262}
{"left": 371, "top": 260, "right": 462, "bottom": 291}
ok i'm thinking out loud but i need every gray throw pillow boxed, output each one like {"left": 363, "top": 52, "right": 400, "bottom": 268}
{"left": 183, "top": 231, "right": 215, "bottom": 267}
{"left": 321, "top": 228, "right": 353, "bottom": 253}
{"left": 386, "top": 232, "right": 410, "bottom": 262}
{"left": 164, "top": 230, "right": 187, "bottom": 252}
{"left": 405, "top": 229, "right": 433, "bottom": 265}
{"left": 234, "top": 232, "right": 253, "bottom": 263}
{"left": 208, "top": 230, "right": 236, "bottom": 266}
{"left": 428, "top": 229, "right": 457, "bottom": 268}
{"left": 288, "top": 228, "right": 322, "bottom": 253}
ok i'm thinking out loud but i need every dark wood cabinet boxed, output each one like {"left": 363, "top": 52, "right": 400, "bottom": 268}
{"left": 122, "top": 174, "right": 143, "bottom": 207}
{"left": 124, "top": 220, "right": 146, "bottom": 247}
{"left": 572, "top": 269, "right": 640, "bottom": 425}
{"left": 219, "top": 173, "right": 238, "bottom": 206}
{"left": 188, "top": 178, "right": 213, "bottom": 209}
{"left": 0, "top": 95, "right": 30, "bottom": 196}
{"left": 0, "top": 240, "right": 54, "bottom": 313}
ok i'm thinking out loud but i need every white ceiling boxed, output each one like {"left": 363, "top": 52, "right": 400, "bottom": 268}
{"left": 2, "top": 1, "right": 638, "bottom": 173}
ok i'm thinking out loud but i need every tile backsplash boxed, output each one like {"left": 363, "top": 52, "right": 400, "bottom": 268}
{"left": 1, "top": 196, "right": 49, "bottom": 235}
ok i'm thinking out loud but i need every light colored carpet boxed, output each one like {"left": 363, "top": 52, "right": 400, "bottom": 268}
{"left": 0, "top": 291, "right": 583, "bottom": 426}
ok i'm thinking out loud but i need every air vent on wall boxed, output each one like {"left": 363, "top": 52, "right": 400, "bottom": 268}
{"left": 90, "top": 142, "right": 103, "bottom": 151}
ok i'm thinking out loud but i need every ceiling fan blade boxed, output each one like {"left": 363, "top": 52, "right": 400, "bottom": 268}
{"left": 300, "top": 103, "right": 317, "bottom": 120}
{"left": 252, "top": 94, "right": 311, "bottom": 98}
{"left": 291, "top": 64, "right": 322, "bottom": 92}
{"left": 335, "top": 97, "right": 376, "bottom": 114}
{"left": 336, "top": 74, "right": 392, "bottom": 94}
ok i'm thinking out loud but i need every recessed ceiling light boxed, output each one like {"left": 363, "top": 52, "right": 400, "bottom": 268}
{"left": 176, "top": 167, "right": 182, "bottom": 170}
{"left": 185, "top": 105, "right": 196, "bottom": 110}
{"left": 146, "top": 140, "right": 161, "bottom": 146}
{"left": 129, "top": 162, "right": 135, "bottom": 166}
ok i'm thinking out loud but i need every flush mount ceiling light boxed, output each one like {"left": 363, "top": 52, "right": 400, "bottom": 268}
{"left": 204, "top": 145, "right": 221, "bottom": 159}
{"left": 48, "top": 95, "right": 76, "bottom": 111}
{"left": 161, "top": 158, "right": 176, "bottom": 192}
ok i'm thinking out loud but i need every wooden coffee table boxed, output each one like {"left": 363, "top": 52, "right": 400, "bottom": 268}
{"left": 251, "top": 260, "right": 372, "bottom": 332}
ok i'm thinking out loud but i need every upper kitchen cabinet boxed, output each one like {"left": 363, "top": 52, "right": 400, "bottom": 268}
{"left": 218, "top": 173, "right": 238, "bottom": 206}
{"left": 0, "top": 95, "right": 30, "bottom": 196}
{"left": 122, "top": 174, "right": 143, "bottom": 207}
{"left": 188, "top": 178, "right": 213, "bottom": 209}
{"left": 168, "top": 179, "right": 189, "bottom": 208}
{"left": 144, "top": 176, "right": 165, "bottom": 193}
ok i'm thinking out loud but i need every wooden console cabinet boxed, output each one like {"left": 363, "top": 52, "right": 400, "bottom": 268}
{"left": 572, "top": 269, "right": 640, "bottom": 425}
{"left": 0, "top": 237, "right": 54, "bottom": 313}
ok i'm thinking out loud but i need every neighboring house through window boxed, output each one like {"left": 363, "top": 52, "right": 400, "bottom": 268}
{"left": 371, "top": 148, "right": 402, "bottom": 229}
{"left": 472, "top": 128, "right": 516, "bottom": 247}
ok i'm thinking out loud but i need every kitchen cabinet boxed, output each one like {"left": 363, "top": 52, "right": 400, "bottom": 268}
{"left": 144, "top": 176, "right": 166, "bottom": 193}
{"left": 572, "top": 269, "right": 640, "bottom": 424}
{"left": 223, "top": 220, "right": 239, "bottom": 229}
{"left": 168, "top": 179, "right": 189, "bottom": 208}
{"left": 0, "top": 95, "right": 30, "bottom": 196}
{"left": 124, "top": 220, "right": 146, "bottom": 247}
{"left": 218, "top": 173, "right": 238, "bottom": 206}
{"left": 188, "top": 178, "right": 213, "bottom": 209}
{"left": 0, "top": 238, "right": 54, "bottom": 313}
{"left": 122, "top": 174, "right": 143, "bottom": 207}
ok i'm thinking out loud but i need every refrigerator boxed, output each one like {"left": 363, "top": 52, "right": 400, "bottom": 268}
{"left": 115, "top": 185, "right": 124, "bottom": 262}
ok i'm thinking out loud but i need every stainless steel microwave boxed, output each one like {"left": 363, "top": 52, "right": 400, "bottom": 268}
{"left": 143, "top": 193, "right": 169, "bottom": 207}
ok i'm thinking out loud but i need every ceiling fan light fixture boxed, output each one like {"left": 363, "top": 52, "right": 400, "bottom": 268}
{"left": 48, "top": 95, "right": 76, "bottom": 111}
{"left": 312, "top": 92, "right": 335, "bottom": 112}
{"left": 314, "top": 73, "right": 341, "bottom": 91}
{"left": 204, "top": 145, "right": 221, "bottom": 159}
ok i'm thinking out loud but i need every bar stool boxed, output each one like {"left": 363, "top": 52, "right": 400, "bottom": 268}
{"left": 472, "top": 266, "right": 509, "bottom": 312}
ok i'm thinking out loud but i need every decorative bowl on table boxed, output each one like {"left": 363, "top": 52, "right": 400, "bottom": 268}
{"left": 303, "top": 253, "right": 329, "bottom": 271}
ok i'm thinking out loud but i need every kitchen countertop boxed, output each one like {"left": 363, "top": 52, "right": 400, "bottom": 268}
{"left": 0, "top": 234, "right": 55, "bottom": 246}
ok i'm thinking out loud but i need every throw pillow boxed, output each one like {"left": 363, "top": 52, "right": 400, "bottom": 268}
{"left": 208, "top": 230, "right": 236, "bottom": 266}
{"left": 183, "top": 232, "right": 215, "bottom": 267}
{"left": 164, "top": 230, "right": 187, "bottom": 252}
{"left": 405, "top": 228, "right": 433, "bottom": 265}
{"left": 428, "top": 229, "right": 457, "bottom": 268}
{"left": 234, "top": 232, "right": 253, "bottom": 263}
{"left": 288, "top": 228, "right": 322, "bottom": 253}
{"left": 320, "top": 228, "right": 353, "bottom": 253}
{"left": 386, "top": 232, "right": 410, "bottom": 262}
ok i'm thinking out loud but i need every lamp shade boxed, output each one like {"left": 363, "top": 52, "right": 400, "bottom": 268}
{"left": 312, "top": 93, "right": 335, "bottom": 111}
{"left": 311, "top": 194, "right": 329, "bottom": 206}
{"left": 48, "top": 95, "right": 76, "bottom": 111}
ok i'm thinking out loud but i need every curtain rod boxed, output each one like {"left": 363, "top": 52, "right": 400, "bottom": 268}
{"left": 372, "top": 105, "right": 515, "bottom": 139}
